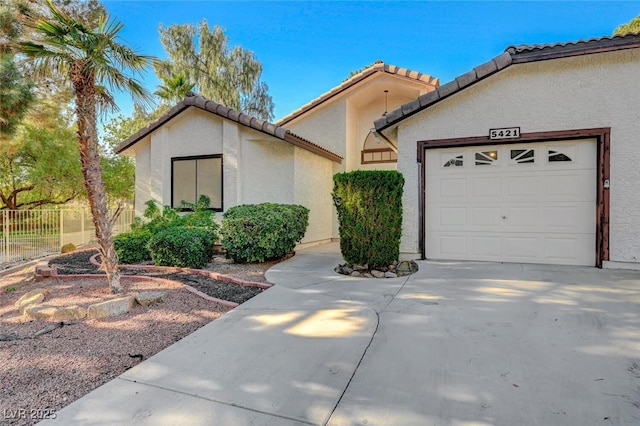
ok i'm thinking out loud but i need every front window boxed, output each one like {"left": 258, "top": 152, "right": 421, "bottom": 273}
{"left": 172, "top": 155, "right": 223, "bottom": 211}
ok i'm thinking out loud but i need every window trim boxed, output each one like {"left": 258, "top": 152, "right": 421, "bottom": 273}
{"left": 171, "top": 154, "right": 223, "bottom": 212}
{"left": 361, "top": 148, "right": 398, "bottom": 164}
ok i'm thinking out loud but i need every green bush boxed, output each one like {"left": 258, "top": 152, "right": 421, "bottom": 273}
{"left": 113, "top": 230, "right": 152, "bottom": 264}
{"left": 221, "top": 203, "right": 309, "bottom": 263}
{"left": 332, "top": 170, "right": 404, "bottom": 268}
{"left": 117, "top": 195, "right": 220, "bottom": 267}
{"left": 148, "top": 226, "right": 216, "bottom": 269}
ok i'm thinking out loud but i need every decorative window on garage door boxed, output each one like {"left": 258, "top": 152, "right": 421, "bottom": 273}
{"left": 510, "top": 149, "right": 535, "bottom": 164}
{"left": 475, "top": 151, "right": 498, "bottom": 166}
{"left": 443, "top": 154, "right": 464, "bottom": 167}
{"left": 548, "top": 149, "right": 573, "bottom": 162}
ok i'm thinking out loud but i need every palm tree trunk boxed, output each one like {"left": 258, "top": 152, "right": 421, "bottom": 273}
{"left": 73, "top": 69, "right": 121, "bottom": 293}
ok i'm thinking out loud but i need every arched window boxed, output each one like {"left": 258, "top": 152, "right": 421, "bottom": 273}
{"left": 361, "top": 131, "right": 397, "bottom": 164}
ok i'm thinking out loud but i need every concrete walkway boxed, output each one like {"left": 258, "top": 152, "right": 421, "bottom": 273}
{"left": 44, "top": 243, "right": 640, "bottom": 425}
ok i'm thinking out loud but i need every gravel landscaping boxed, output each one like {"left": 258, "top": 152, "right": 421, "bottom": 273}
{"left": 0, "top": 249, "right": 281, "bottom": 425}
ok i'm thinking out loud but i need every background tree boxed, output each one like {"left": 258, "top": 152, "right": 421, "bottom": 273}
{"left": 0, "top": 53, "right": 33, "bottom": 136}
{"left": 17, "top": 0, "right": 154, "bottom": 293}
{"left": 155, "top": 20, "right": 274, "bottom": 120}
{"left": 0, "top": 93, "right": 84, "bottom": 209}
{"left": 614, "top": 15, "right": 640, "bottom": 35}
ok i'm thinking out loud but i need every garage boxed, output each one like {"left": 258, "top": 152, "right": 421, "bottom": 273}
{"left": 425, "top": 139, "right": 597, "bottom": 266}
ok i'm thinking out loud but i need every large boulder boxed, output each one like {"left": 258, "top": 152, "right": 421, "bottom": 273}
{"left": 87, "top": 296, "right": 136, "bottom": 320}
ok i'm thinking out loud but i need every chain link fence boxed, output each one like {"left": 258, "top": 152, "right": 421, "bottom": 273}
{"left": 0, "top": 209, "right": 134, "bottom": 266}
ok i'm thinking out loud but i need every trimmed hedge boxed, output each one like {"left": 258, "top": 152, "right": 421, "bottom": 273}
{"left": 113, "top": 230, "right": 152, "bottom": 264}
{"left": 221, "top": 203, "right": 309, "bottom": 263}
{"left": 148, "top": 226, "right": 216, "bottom": 269}
{"left": 332, "top": 170, "right": 404, "bottom": 268}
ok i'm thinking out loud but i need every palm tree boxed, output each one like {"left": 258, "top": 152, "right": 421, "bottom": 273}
{"left": 155, "top": 72, "right": 196, "bottom": 104}
{"left": 17, "top": 0, "right": 154, "bottom": 293}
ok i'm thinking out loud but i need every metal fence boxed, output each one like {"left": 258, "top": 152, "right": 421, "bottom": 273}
{"left": 0, "top": 209, "right": 134, "bottom": 266}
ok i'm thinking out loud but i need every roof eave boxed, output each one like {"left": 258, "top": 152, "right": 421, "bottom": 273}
{"left": 375, "top": 33, "right": 640, "bottom": 133}
{"left": 115, "top": 95, "right": 343, "bottom": 163}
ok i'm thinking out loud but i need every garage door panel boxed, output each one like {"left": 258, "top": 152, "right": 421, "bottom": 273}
{"left": 503, "top": 207, "right": 539, "bottom": 230}
{"left": 439, "top": 178, "right": 467, "bottom": 198}
{"left": 471, "top": 177, "right": 502, "bottom": 198}
{"left": 507, "top": 175, "right": 540, "bottom": 198}
{"left": 471, "top": 207, "right": 502, "bottom": 228}
{"left": 542, "top": 204, "right": 594, "bottom": 230}
{"left": 425, "top": 139, "right": 596, "bottom": 266}
{"left": 505, "top": 236, "right": 540, "bottom": 259}
{"left": 543, "top": 235, "right": 593, "bottom": 266}
{"left": 440, "top": 207, "right": 467, "bottom": 226}
{"left": 435, "top": 235, "right": 468, "bottom": 256}
{"left": 470, "top": 236, "right": 501, "bottom": 257}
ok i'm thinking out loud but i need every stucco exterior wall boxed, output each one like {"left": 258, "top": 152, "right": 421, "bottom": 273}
{"left": 395, "top": 48, "right": 640, "bottom": 264}
{"left": 286, "top": 100, "right": 348, "bottom": 163}
{"left": 294, "top": 147, "right": 335, "bottom": 244}
{"left": 239, "top": 134, "right": 295, "bottom": 205}
{"left": 131, "top": 138, "right": 151, "bottom": 216}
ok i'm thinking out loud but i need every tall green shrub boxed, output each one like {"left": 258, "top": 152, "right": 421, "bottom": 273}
{"left": 332, "top": 170, "right": 404, "bottom": 268}
{"left": 222, "top": 203, "right": 309, "bottom": 263}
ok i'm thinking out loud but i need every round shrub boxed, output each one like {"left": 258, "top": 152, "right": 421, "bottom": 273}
{"left": 114, "top": 230, "right": 153, "bottom": 264}
{"left": 221, "top": 203, "right": 309, "bottom": 263}
{"left": 60, "top": 243, "right": 77, "bottom": 253}
{"left": 148, "top": 226, "right": 215, "bottom": 269}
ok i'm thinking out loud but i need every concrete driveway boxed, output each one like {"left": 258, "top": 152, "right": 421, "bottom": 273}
{"left": 45, "top": 243, "right": 640, "bottom": 425}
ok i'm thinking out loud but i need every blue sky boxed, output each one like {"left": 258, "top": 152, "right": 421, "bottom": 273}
{"left": 102, "top": 1, "right": 639, "bottom": 122}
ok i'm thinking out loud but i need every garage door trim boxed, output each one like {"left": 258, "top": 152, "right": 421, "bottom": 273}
{"left": 416, "top": 128, "right": 610, "bottom": 267}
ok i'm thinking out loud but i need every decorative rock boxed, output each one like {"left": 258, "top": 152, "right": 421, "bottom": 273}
{"left": 24, "top": 305, "right": 58, "bottom": 320}
{"left": 51, "top": 306, "right": 87, "bottom": 321}
{"left": 371, "top": 270, "right": 385, "bottom": 278}
{"left": 388, "top": 264, "right": 396, "bottom": 270}
{"left": 87, "top": 296, "right": 136, "bottom": 320}
{"left": 352, "top": 264, "right": 368, "bottom": 272}
{"left": 363, "top": 273, "right": 374, "bottom": 278}
{"left": 135, "top": 291, "right": 168, "bottom": 307}
{"left": 350, "top": 271, "right": 361, "bottom": 277}
{"left": 385, "top": 271, "right": 398, "bottom": 278}
{"left": 397, "top": 261, "right": 413, "bottom": 273}
{"left": 15, "top": 288, "right": 50, "bottom": 307}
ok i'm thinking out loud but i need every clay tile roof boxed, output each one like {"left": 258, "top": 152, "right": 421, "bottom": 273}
{"left": 375, "top": 32, "right": 640, "bottom": 132}
{"left": 115, "top": 95, "right": 342, "bottom": 163}
{"left": 276, "top": 60, "right": 439, "bottom": 126}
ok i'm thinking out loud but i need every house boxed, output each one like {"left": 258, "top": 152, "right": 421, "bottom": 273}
{"left": 116, "top": 61, "right": 439, "bottom": 246}
{"left": 118, "top": 33, "right": 640, "bottom": 269}
{"left": 374, "top": 33, "right": 640, "bottom": 269}
{"left": 115, "top": 97, "right": 341, "bottom": 245}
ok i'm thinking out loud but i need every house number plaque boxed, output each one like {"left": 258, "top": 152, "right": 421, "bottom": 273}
{"left": 489, "top": 127, "right": 521, "bottom": 140}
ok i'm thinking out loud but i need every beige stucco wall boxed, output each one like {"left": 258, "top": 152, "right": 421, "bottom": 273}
{"left": 286, "top": 99, "right": 348, "bottom": 164}
{"left": 394, "top": 48, "right": 640, "bottom": 265}
{"left": 294, "top": 147, "right": 335, "bottom": 244}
